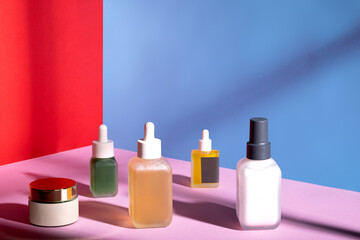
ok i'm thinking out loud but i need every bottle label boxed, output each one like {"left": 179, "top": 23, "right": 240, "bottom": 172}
{"left": 201, "top": 157, "right": 219, "bottom": 183}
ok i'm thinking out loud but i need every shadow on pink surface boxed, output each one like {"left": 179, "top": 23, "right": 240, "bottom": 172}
{"left": 0, "top": 204, "right": 28, "bottom": 224}
{"left": 0, "top": 201, "right": 360, "bottom": 238}
{"left": 3, "top": 167, "right": 359, "bottom": 239}
{"left": 79, "top": 201, "right": 134, "bottom": 228}
{"left": 173, "top": 174, "right": 191, "bottom": 188}
{"left": 0, "top": 203, "right": 81, "bottom": 239}
{"left": 281, "top": 213, "right": 360, "bottom": 238}
{"left": 172, "top": 199, "right": 360, "bottom": 237}
{"left": 0, "top": 224, "right": 79, "bottom": 240}
{"left": 23, "top": 170, "right": 136, "bottom": 229}
{"left": 173, "top": 200, "right": 241, "bottom": 230}
{"left": 76, "top": 182, "right": 94, "bottom": 198}
{"left": 172, "top": 174, "right": 360, "bottom": 237}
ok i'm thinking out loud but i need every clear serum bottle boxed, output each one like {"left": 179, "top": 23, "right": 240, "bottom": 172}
{"left": 191, "top": 129, "right": 219, "bottom": 188}
{"left": 90, "top": 124, "right": 118, "bottom": 197}
{"left": 236, "top": 117, "right": 281, "bottom": 230}
{"left": 128, "top": 122, "right": 172, "bottom": 228}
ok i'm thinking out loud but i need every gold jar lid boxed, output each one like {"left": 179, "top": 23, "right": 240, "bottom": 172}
{"left": 29, "top": 178, "right": 77, "bottom": 203}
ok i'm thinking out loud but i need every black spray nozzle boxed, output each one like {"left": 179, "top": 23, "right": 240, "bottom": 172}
{"left": 247, "top": 117, "right": 271, "bottom": 160}
{"left": 249, "top": 117, "right": 268, "bottom": 143}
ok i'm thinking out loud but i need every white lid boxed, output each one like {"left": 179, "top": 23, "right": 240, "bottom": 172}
{"left": 92, "top": 124, "right": 114, "bottom": 158}
{"left": 199, "top": 129, "right": 212, "bottom": 151}
{"left": 137, "top": 122, "right": 161, "bottom": 159}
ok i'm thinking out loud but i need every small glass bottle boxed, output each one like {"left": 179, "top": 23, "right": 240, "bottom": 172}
{"left": 236, "top": 117, "right": 281, "bottom": 230}
{"left": 128, "top": 122, "right": 172, "bottom": 228}
{"left": 191, "top": 129, "right": 219, "bottom": 188}
{"left": 90, "top": 124, "right": 118, "bottom": 197}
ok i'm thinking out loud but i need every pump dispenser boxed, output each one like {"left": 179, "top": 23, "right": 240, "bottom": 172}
{"left": 128, "top": 122, "right": 173, "bottom": 228}
{"left": 236, "top": 117, "right": 281, "bottom": 230}
{"left": 247, "top": 118, "right": 271, "bottom": 160}
{"left": 90, "top": 124, "right": 118, "bottom": 198}
{"left": 191, "top": 129, "right": 219, "bottom": 188}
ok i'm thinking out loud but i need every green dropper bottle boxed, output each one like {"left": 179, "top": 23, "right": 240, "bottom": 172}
{"left": 90, "top": 124, "right": 118, "bottom": 197}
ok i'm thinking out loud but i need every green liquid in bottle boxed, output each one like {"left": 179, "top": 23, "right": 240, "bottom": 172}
{"left": 90, "top": 156, "right": 118, "bottom": 197}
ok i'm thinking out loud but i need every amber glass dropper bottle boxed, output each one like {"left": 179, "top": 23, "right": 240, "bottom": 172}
{"left": 191, "top": 129, "right": 219, "bottom": 188}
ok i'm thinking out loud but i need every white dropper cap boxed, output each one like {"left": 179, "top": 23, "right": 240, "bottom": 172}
{"left": 137, "top": 122, "right": 161, "bottom": 159}
{"left": 92, "top": 124, "right": 114, "bottom": 158}
{"left": 199, "top": 129, "right": 212, "bottom": 152}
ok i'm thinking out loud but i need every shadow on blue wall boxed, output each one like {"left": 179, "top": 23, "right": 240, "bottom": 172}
{"left": 104, "top": 0, "right": 360, "bottom": 191}
{"left": 164, "top": 25, "right": 360, "bottom": 141}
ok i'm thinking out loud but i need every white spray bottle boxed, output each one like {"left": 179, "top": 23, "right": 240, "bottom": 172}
{"left": 236, "top": 117, "right": 281, "bottom": 230}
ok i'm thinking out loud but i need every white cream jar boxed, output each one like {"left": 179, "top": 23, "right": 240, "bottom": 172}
{"left": 29, "top": 177, "right": 79, "bottom": 227}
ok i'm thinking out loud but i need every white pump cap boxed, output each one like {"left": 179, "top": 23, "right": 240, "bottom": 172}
{"left": 137, "top": 122, "right": 161, "bottom": 159}
{"left": 199, "top": 129, "right": 212, "bottom": 152}
{"left": 92, "top": 124, "right": 114, "bottom": 158}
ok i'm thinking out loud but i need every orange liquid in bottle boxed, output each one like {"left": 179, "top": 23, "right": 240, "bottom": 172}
{"left": 128, "top": 156, "right": 172, "bottom": 228}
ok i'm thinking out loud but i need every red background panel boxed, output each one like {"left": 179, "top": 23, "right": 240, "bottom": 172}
{"left": 0, "top": 0, "right": 103, "bottom": 165}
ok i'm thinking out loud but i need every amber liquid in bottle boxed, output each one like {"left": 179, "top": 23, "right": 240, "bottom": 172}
{"left": 191, "top": 149, "right": 219, "bottom": 188}
{"left": 128, "top": 156, "right": 172, "bottom": 228}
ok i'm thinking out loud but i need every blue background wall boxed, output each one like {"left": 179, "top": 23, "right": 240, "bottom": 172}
{"left": 104, "top": 0, "right": 360, "bottom": 192}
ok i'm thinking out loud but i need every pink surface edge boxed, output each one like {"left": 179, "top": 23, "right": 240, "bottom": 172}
{"left": 0, "top": 146, "right": 359, "bottom": 239}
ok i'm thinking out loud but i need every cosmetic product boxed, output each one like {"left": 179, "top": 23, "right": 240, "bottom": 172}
{"left": 128, "top": 122, "right": 172, "bottom": 228}
{"left": 29, "top": 178, "right": 78, "bottom": 227}
{"left": 191, "top": 129, "right": 219, "bottom": 188}
{"left": 236, "top": 117, "right": 281, "bottom": 230}
{"left": 90, "top": 124, "right": 118, "bottom": 197}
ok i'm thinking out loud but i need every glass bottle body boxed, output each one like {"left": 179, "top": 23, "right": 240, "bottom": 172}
{"left": 128, "top": 156, "right": 172, "bottom": 228}
{"left": 191, "top": 149, "right": 219, "bottom": 188}
{"left": 90, "top": 157, "right": 118, "bottom": 198}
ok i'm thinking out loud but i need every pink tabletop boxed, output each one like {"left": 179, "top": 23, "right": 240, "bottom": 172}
{"left": 0, "top": 147, "right": 359, "bottom": 240}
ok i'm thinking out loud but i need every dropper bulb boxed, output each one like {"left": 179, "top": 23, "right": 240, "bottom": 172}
{"left": 199, "top": 129, "right": 212, "bottom": 151}
{"left": 202, "top": 129, "right": 209, "bottom": 140}
{"left": 99, "top": 124, "right": 108, "bottom": 142}
{"left": 137, "top": 122, "right": 162, "bottom": 159}
{"left": 144, "top": 122, "right": 155, "bottom": 141}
